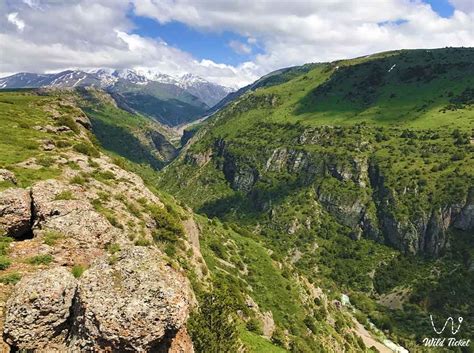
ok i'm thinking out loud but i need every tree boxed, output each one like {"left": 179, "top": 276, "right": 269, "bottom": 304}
{"left": 188, "top": 287, "right": 240, "bottom": 353}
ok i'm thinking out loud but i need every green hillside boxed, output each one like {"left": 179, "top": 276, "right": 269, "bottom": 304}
{"left": 159, "top": 47, "right": 474, "bottom": 350}
{"left": 109, "top": 80, "right": 209, "bottom": 126}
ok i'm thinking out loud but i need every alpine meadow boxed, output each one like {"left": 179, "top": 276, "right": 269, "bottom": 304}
{"left": 0, "top": 1, "right": 473, "bottom": 352}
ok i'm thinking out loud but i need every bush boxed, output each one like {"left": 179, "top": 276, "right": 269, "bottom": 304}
{"left": 134, "top": 238, "right": 151, "bottom": 246}
{"left": 27, "top": 254, "right": 53, "bottom": 265}
{"left": 188, "top": 288, "right": 239, "bottom": 353}
{"left": 70, "top": 175, "right": 86, "bottom": 185}
{"left": 54, "top": 190, "right": 74, "bottom": 200}
{"left": 107, "top": 243, "right": 121, "bottom": 254}
{"left": 37, "top": 156, "right": 55, "bottom": 167}
{"left": 0, "top": 272, "right": 21, "bottom": 285}
{"left": 271, "top": 327, "right": 287, "bottom": 347}
{"left": 0, "top": 236, "right": 13, "bottom": 256}
{"left": 73, "top": 142, "right": 100, "bottom": 157}
{"left": 56, "top": 115, "right": 79, "bottom": 133}
{"left": 246, "top": 317, "right": 263, "bottom": 335}
{"left": 43, "top": 230, "right": 64, "bottom": 246}
{"left": 71, "top": 264, "right": 85, "bottom": 278}
{"left": 0, "top": 256, "right": 11, "bottom": 270}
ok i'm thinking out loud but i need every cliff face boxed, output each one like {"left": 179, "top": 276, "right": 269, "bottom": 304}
{"left": 172, "top": 123, "right": 473, "bottom": 257}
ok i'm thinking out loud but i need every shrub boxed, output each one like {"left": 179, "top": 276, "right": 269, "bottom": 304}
{"left": 37, "top": 156, "right": 55, "bottom": 167}
{"left": 43, "top": 230, "right": 64, "bottom": 246}
{"left": 55, "top": 139, "right": 71, "bottom": 148}
{"left": 27, "top": 254, "right": 53, "bottom": 265}
{"left": 54, "top": 190, "right": 74, "bottom": 200}
{"left": 188, "top": 288, "right": 239, "bottom": 353}
{"left": 70, "top": 175, "right": 86, "bottom": 185}
{"left": 271, "top": 327, "right": 287, "bottom": 347}
{"left": 73, "top": 142, "right": 100, "bottom": 157}
{"left": 134, "top": 238, "right": 151, "bottom": 246}
{"left": 246, "top": 317, "right": 263, "bottom": 335}
{"left": 0, "top": 236, "right": 13, "bottom": 256}
{"left": 0, "top": 256, "right": 11, "bottom": 270}
{"left": 0, "top": 272, "right": 21, "bottom": 285}
{"left": 107, "top": 243, "right": 121, "bottom": 254}
{"left": 71, "top": 264, "right": 85, "bottom": 278}
{"left": 56, "top": 115, "right": 79, "bottom": 133}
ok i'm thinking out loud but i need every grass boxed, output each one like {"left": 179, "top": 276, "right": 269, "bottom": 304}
{"left": 158, "top": 48, "right": 474, "bottom": 350}
{"left": 240, "top": 329, "right": 288, "bottom": 353}
{"left": 0, "top": 256, "right": 11, "bottom": 270}
{"left": 54, "top": 190, "right": 74, "bottom": 200}
{"left": 43, "top": 230, "right": 64, "bottom": 246}
{"left": 71, "top": 264, "right": 86, "bottom": 278}
{"left": 27, "top": 254, "right": 53, "bottom": 265}
{"left": 0, "top": 272, "right": 21, "bottom": 285}
{"left": 0, "top": 91, "right": 83, "bottom": 187}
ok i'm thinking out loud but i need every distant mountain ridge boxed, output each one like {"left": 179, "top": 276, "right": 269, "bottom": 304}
{"left": 0, "top": 69, "right": 235, "bottom": 126}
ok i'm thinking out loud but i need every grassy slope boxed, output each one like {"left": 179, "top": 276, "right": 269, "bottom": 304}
{"left": 76, "top": 89, "right": 179, "bottom": 169}
{"left": 0, "top": 90, "right": 79, "bottom": 189}
{"left": 158, "top": 47, "right": 474, "bottom": 350}
{"left": 110, "top": 81, "right": 209, "bottom": 126}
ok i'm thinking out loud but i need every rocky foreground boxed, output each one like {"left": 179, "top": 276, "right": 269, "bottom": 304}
{"left": 0, "top": 101, "right": 199, "bottom": 352}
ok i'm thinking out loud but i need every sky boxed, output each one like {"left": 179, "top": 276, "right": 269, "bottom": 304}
{"left": 0, "top": 0, "right": 473, "bottom": 87}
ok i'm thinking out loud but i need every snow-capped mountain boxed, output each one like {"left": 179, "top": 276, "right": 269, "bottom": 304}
{"left": 0, "top": 69, "right": 236, "bottom": 127}
{"left": 0, "top": 69, "right": 233, "bottom": 107}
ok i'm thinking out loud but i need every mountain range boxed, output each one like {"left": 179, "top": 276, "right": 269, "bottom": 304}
{"left": 0, "top": 69, "right": 234, "bottom": 126}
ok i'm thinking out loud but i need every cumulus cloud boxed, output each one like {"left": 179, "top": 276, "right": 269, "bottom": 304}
{"left": 6, "top": 13, "right": 25, "bottom": 32}
{"left": 228, "top": 40, "right": 252, "bottom": 55}
{"left": 0, "top": 0, "right": 473, "bottom": 87}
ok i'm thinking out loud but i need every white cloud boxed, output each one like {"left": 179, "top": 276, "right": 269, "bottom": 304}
{"left": 228, "top": 40, "right": 252, "bottom": 55}
{"left": 7, "top": 13, "right": 25, "bottom": 32}
{"left": 0, "top": 0, "right": 473, "bottom": 87}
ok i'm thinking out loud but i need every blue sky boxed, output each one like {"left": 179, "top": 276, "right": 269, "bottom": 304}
{"left": 129, "top": 15, "right": 265, "bottom": 67}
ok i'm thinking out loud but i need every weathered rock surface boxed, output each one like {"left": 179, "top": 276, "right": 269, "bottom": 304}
{"left": 74, "top": 114, "right": 91, "bottom": 129}
{"left": 0, "top": 188, "right": 31, "bottom": 238}
{"left": 3, "top": 247, "right": 194, "bottom": 352}
{"left": 164, "top": 327, "right": 195, "bottom": 353}
{"left": 454, "top": 188, "right": 474, "bottom": 231}
{"left": 32, "top": 180, "right": 115, "bottom": 247}
{"left": 3, "top": 267, "right": 76, "bottom": 350}
{"left": 0, "top": 169, "right": 16, "bottom": 184}
{"left": 71, "top": 246, "right": 194, "bottom": 352}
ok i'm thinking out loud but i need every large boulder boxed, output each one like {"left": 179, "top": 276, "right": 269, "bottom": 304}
{"left": 0, "top": 188, "right": 31, "bottom": 238}
{"left": 3, "top": 267, "right": 76, "bottom": 351}
{"left": 31, "top": 180, "right": 115, "bottom": 247}
{"left": 71, "top": 247, "right": 194, "bottom": 352}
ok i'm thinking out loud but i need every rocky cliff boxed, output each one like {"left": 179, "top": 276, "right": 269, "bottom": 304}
{"left": 164, "top": 122, "right": 473, "bottom": 257}
{"left": 0, "top": 90, "right": 198, "bottom": 352}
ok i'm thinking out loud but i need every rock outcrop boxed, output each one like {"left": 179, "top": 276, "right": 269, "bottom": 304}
{"left": 0, "top": 188, "right": 31, "bottom": 238}
{"left": 32, "top": 179, "right": 116, "bottom": 248}
{"left": 3, "top": 267, "right": 76, "bottom": 351}
{"left": 0, "top": 169, "right": 16, "bottom": 184}
{"left": 3, "top": 247, "right": 194, "bottom": 352}
{"left": 71, "top": 247, "right": 194, "bottom": 352}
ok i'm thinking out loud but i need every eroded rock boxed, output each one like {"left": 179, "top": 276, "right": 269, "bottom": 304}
{"left": 3, "top": 267, "right": 76, "bottom": 351}
{"left": 0, "top": 188, "right": 31, "bottom": 238}
{"left": 0, "top": 169, "right": 16, "bottom": 184}
{"left": 32, "top": 180, "right": 115, "bottom": 247}
{"left": 71, "top": 247, "right": 194, "bottom": 352}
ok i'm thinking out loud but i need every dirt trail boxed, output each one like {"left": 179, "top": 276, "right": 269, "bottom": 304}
{"left": 352, "top": 319, "right": 392, "bottom": 353}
